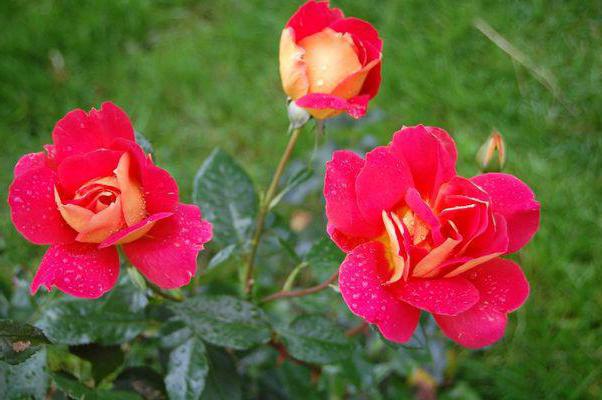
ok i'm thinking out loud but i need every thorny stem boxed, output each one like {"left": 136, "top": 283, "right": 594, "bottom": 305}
{"left": 243, "top": 126, "right": 303, "bottom": 297}
{"left": 260, "top": 270, "right": 338, "bottom": 303}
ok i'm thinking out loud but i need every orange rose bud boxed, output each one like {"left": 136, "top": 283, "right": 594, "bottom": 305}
{"left": 279, "top": 1, "right": 382, "bottom": 120}
{"left": 477, "top": 130, "right": 506, "bottom": 172}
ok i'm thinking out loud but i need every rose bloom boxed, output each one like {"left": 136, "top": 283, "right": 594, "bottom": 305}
{"left": 8, "top": 102, "right": 212, "bottom": 299}
{"left": 279, "top": 0, "right": 382, "bottom": 120}
{"left": 324, "top": 125, "right": 540, "bottom": 348}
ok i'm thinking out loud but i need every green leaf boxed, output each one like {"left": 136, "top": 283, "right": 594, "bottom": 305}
{"left": 36, "top": 279, "right": 148, "bottom": 345}
{"left": 193, "top": 149, "right": 258, "bottom": 247}
{"left": 278, "top": 315, "right": 353, "bottom": 364}
{"left": 169, "top": 295, "right": 271, "bottom": 350}
{"left": 165, "top": 336, "right": 209, "bottom": 400}
{"left": 135, "top": 130, "right": 154, "bottom": 154}
{"left": 69, "top": 344, "right": 125, "bottom": 384}
{"left": 52, "top": 372, "right": 142, "bottom": 400}
{"left": 200, "top": 346, "right": 241, "bottom": 400}
{"left": 0, "top": 319, "right": 50, "bottom": 365}
{"left": 114, "top": 367, "right": 167, "bottom": 400}
{"left": 269, "top": 167, "right": 313, "bottom": 209}
{"left": 0, "top": 348, "right": 48, "bottom": 399}
{"left": 304, "top": 238, "right": 343, "bottom": 282}
{"left": 207, "top": 244, "right": 237, "bottom": 272}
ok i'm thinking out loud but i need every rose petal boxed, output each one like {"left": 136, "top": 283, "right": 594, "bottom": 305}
{"left": 435, "top": 303, "right": 507, "bottom": 349}
{"left": 296, "top": 93, "right": 370, "bottom": 119}
{"left": 114, "top": 152, "right": 146, "bottom": 226}
{"left": 31, "top": 243, "right": 119, "bottom": 299}
{"left": 99, "top": 212, "right": 173, "bottom": 248}
{"left": 324, "top": 150, "right": 379, "bottom": 238}
{"left": 123, "top": 204, "right": 212, "bottom": 289}
{"left": 395, "top": 277, "right": 479, "bottom": 316}
{"left": 279, "top": 28, "right": 309, "bottom": 100}
{"left": 56, "top": 149, "right": 122, "bottom": 195}
{"left": 355, "top": 145, "right": 414, "bottom": 225}
{"left": 330, "top": 17, "right": 383, "bottom": 54}
{"left": 74, "top": 197, "right": 125, "bottom": 243}
{"left": 51, "top": 102, "right": 135, "bottom": 163}
{"left": 331, "top": 58, "right": 380, "bottom": 100}
{"left": 14, "top": 152, "right": 48, "bottom": 178}
{"left": 286, "top": 0, "right": 344, "bottom": 42}
{"left": 327, "top": 224, "right": 368, "bottom": 252}
{"left": 471, "top": 173, "right": 540, "bottom": 253}
{"left": 391, "top": 125, "right": 457, "bottom": 201}
{"left": 405, "top": 187, "right": 442, "bottom": 243}
{"left": 299, "top": 28, "right": 362, "bottom": 95}
{"left": 465, "top": 258, "right": 530, "bottom": 313}
{"left": 434, "top": 258, "right": 529, "bottom": 348}
{"left": 339, "top": 241, "right": 420, "bottom": 343}
{"left": 9, "top": 166, "right": 76, "bottom": 245}
{"left": 110, "top": 138, "right": 179, "bottom": 214}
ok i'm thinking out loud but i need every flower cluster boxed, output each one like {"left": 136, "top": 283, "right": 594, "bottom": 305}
{"left": 8, "top": 102, "right": 212, "bottom": 298}
{"left": 325, "top": 125, "right": 540, "bottom": 348}
{"left": 7, "top": 1, "right": 541, "bottom": 352}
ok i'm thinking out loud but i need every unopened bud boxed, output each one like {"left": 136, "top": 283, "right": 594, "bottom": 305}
{"left": 477, "top": 130, "right": 506, "bottom": 172}
{"left": 287, "top": 99, "right": 310, "bottom": 129}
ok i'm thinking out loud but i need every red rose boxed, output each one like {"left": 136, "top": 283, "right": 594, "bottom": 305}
{"left": 279, "top": 0, "right": 382, "bottom": 120}
{"left": 8, "top": 102, "right": 212, "bottom": 298}
{"left": 324, "top": 125, "right": 540, "bottom": 348}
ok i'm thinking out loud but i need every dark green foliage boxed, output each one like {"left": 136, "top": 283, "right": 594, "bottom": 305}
{"left": 193, "top": 149, "right": 258, "bottom": 247}
{"left": 169, "top": 295, "right": 271, "bottom": 350}
{"left": 35, "top": 279, "right": 148, "bottom": 345}
{"left": 0, "top": 319, "right": 49, "bottom": 365}
{"left": 277, "top": 315, "right": 353, "bottom": 365}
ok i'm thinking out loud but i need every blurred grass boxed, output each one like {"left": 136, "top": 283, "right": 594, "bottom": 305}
{"left": 0, "top": 0, "right": 600, "bottom": 398}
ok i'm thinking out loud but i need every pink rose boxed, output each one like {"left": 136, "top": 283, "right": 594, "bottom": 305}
{"left": 324, "top": 125, "right": 540, "bottom": 348}
{"left": 8, "top": 102, "right": 212, "bottom": 298}
{"left": 279, "top": 0, "right": 382, "bottom": 119}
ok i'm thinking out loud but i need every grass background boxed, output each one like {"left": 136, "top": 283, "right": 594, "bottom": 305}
{"left": 0, "top": 0, "right": 600, "bottom": 398}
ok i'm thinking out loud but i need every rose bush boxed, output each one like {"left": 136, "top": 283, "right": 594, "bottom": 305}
{"left": 279, "top": 0, "right": 382, "bottom": 119}
{"left": 325, "top": 125, "right": 540, "bottom": 348}
{"left": 8, "top": 102, "right": 212, "bottom": 299}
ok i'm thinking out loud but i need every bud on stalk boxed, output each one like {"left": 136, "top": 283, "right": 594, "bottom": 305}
{"left": 477, "top": 130, "right": 506, "bottom": 172}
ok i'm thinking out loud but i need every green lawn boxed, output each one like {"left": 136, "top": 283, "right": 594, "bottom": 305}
{"left": 1, "top": 0, "right": 601, "bottom": 398}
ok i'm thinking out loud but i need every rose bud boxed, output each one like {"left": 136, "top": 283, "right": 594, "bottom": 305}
{"left": 324, "top": 125, "right": 540, "bottom": 348}
{"left": 279, "top": 0, "right": 382, "bottom": 120}
{"left": 8, "top": 102, "right": 213, "bottom": 299}
{"left": 477, "top": 130, "right": 506, "bottom": 172}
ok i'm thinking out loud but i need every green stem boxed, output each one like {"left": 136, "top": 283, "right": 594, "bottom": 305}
{"left": 149, "top": 284, "right": 183, "bottom": 302}
{"left": 243, "top": 126, "right": 302, "bottom": 296}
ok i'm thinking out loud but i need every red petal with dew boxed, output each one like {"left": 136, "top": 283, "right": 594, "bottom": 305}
{"left": 339, "top": 241, "right": 420, "bottom": 343}
{"left": 51, "top": 102, "right": 134, "bottom": 163}
{"left": 286, "top": 0, "right": 344, "bottom": 42}
{"left": 9, "top": 166, "right": 76, "bottom": 245}
{"left": 395, "top": 277, "right": 479, "bottom": 316}
{"left": 391, "top": 125, "right": 457, "bottom": 201}
{"left": 123, "top": 204, "right": 212, "bottom": 289}
{"left": 31, "top": 243, "right": 119, "bottom": 299}
{"left": 324, "top": 150, "right": 379, "bottom": 238}
{"left": 471, "top": 173, "right": 540, "bottom": 253}
{"left": 355, "top": 145, "right": 413, "bottom": 225}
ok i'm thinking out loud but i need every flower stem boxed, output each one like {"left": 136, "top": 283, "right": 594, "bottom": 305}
{"left": 149, "top": 283, "right": 183, "bottom": 302}
{"left": 260, "top": 270, "right": 338, "bottom": 303}
{"left": 243, "top": 126, "right": 303, "bottom": 296}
